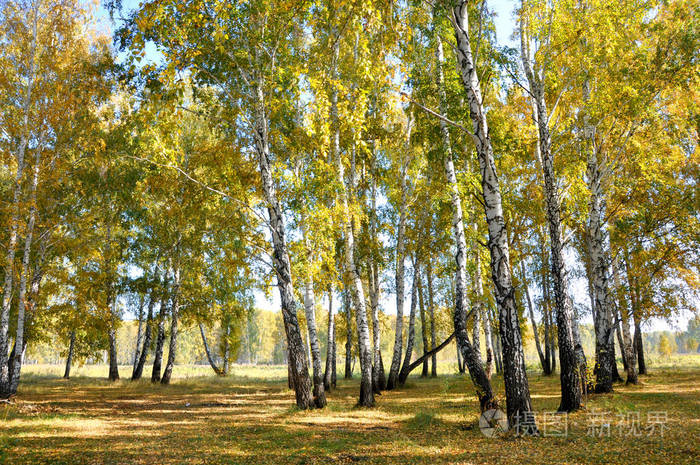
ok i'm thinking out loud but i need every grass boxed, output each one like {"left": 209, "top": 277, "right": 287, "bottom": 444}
{"left": 1, "top": 355, "right": 699, "bottom": 464}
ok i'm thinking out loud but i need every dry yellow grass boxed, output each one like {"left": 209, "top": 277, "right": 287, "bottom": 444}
{"left": 2, "top": 357, "right": 699, "bottom": 464}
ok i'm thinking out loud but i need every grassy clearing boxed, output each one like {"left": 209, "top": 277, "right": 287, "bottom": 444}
{"left": 2, "top": 356, "right": 699, "bottom": 464}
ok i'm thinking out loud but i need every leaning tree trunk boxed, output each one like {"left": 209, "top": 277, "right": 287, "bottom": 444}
{"left": 64, "top": 330, "right": 76, "bottom": 379}
{"left": 344, "top": 289, "right": 353, "bottom": 379}
{"left": 151, "top": 286, "right": 169, "bottom": 383}
{"left": 435, "top": 27, "right": 497, "bottom": 413}
{"left": 426, "top": 262, "right": 437, "bottom": 377}
{"left": 13, "top": 240, "right": 45, "bottom": 386}
{"left": 200, "top": 323, "right": 223, "bottom": 375}
{"left": 253, "top": 69, "right": 313, "bottom": 409}
{"left": 324, "top": 287, "right": 336, "bottom": 391}
{"left": 340, "top": 201, "right": 374, "bottom": 406}
{"left": 133, "top": 290, "right": 155, "bottom": 380}
{"left": 399, "top": 266, "right": 419, "bottom": 385}
{"left": 301, "top": 224, "right": 326, "bottom": 407}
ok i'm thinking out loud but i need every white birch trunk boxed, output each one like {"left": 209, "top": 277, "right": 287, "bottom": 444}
{"left": 520, "top": 10, "right": 582, "bottom": 409}
{"left": 449, "top": 1, "right": 532, "bottom": 420}
{"left": 0, "top": 2, "right": 39, "bottom": 397}
{"left": 387, "top": 123, "right": 411, "bottom": 391}
{"left": 398, "top": 264, "right": 419, "bottom": 385}
{"left": 426, "top": 262, "right": 437, "bottom": 377}
{"left": 434, "top": 25, "right": 496, "bottom": 411}
{"left": 323, "top": 286, "right": 335, "bottom": 390}
{"left": 327, "top": 39, "right": 373, "bottom": 406}
{"left": 9, "top": 143, "right": 42, "bottom": 395}
{"left": 251, "top": 63, "right": 313, "bottom": 408}
{"left": 582, "top": 80, "right": 615, "bottom": 393}
{"left": 302, "top": 220, "right": 326, "bottom": 407}
{"left": 472, "top": 223, "right": 492, "bottom": 376}
{"left": 612, "top": 257, "right": 637, "bottom": 384}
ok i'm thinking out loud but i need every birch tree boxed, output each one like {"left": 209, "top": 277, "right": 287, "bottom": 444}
{"left": 446, "top": 1, "right": 534, "bottom": 421}
{"left": 519, "top": 0, "right": 584, "bottom": 406}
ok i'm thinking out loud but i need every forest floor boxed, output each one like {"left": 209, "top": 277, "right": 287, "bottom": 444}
{"left": 2, "top": 356, "right": 699, "bottom": 465}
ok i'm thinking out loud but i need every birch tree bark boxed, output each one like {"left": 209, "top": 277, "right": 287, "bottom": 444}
{"left": 520, "top": 12, "right": 582, "bottom": 409}
{"left": 0, "top": 1, "right": 39, "bottom": 397}
{"left": 418, "top": 268, "right": 429, "bottom": 377}
{"left": 161, "top": 257, "right": 180, "bottom": 385}
{"left": 581, "top": 81, "right": 615, "bottom": 394}
{"left": 368, "top": 262, "right": 385, "bottom": 391}
{"left": 8, "top": 137, "right": 42, "bottom": 395}
{"left": 107, "top": 325, "right": 120, "bottom": 382}
{"left": 132, "top": 289, "right": 155, "bottom": 380}
{"left": 325, "top": 31, "right": 374, "bottom": 406}
{"left": 448, "top": 2, "right": 533, "bottom": 420}
{"left": 624, "top": 256, "right": 646, "bottom": 375}
{"left": 434, "top": 25, "right": 496, "bottom": 412}
{"left": 368, "top": 163, "right": 386, "bottom": 391}
{"left": 301, "top": 222, "right": 326, "bottom": 407}
{"left": 426, "top": 262, "right": 437, "bottom": 377}
{"left": 199, "top": 323, "right": 223, "bottom": 375}
{"left": 338, "top": 180, "right": 374, "bottom": 406}
{"left": 399, "top": 264, "right": 419, "bottom": 385}
{"left": 520, "top": 261, "right": 547, "bottom": 374}
{"left": 324, "top": 287, "right": 336, "bottom": 391}
{"left": 252, "top": 67, "right": 313, "bottom": 409}
{"left": 612, "top": 258, "right": 637, "bottom": 384}
{"left": 473, "top": 224, "right": 493, "bottom": 377}
{"left": 132, "top": 295, "right": 145, "bottom": 370}
{"left": 344, "top": 288, "right": 353, "bottom": 379}
{"left": 335, "top": 141, "right": 374, "bottom": 406}
{"left": 151, "top": 282, "right": 169, "bottom": 383}
{"left": 387, "top": 124, "right": 410, "bottom": 391}
{"left": 63, "top": 330, "right": 76, "bottom": 379}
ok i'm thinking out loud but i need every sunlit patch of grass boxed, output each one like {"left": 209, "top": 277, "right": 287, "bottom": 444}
{"left": 405, "top": 411, "right": 440, "bottom": 430}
